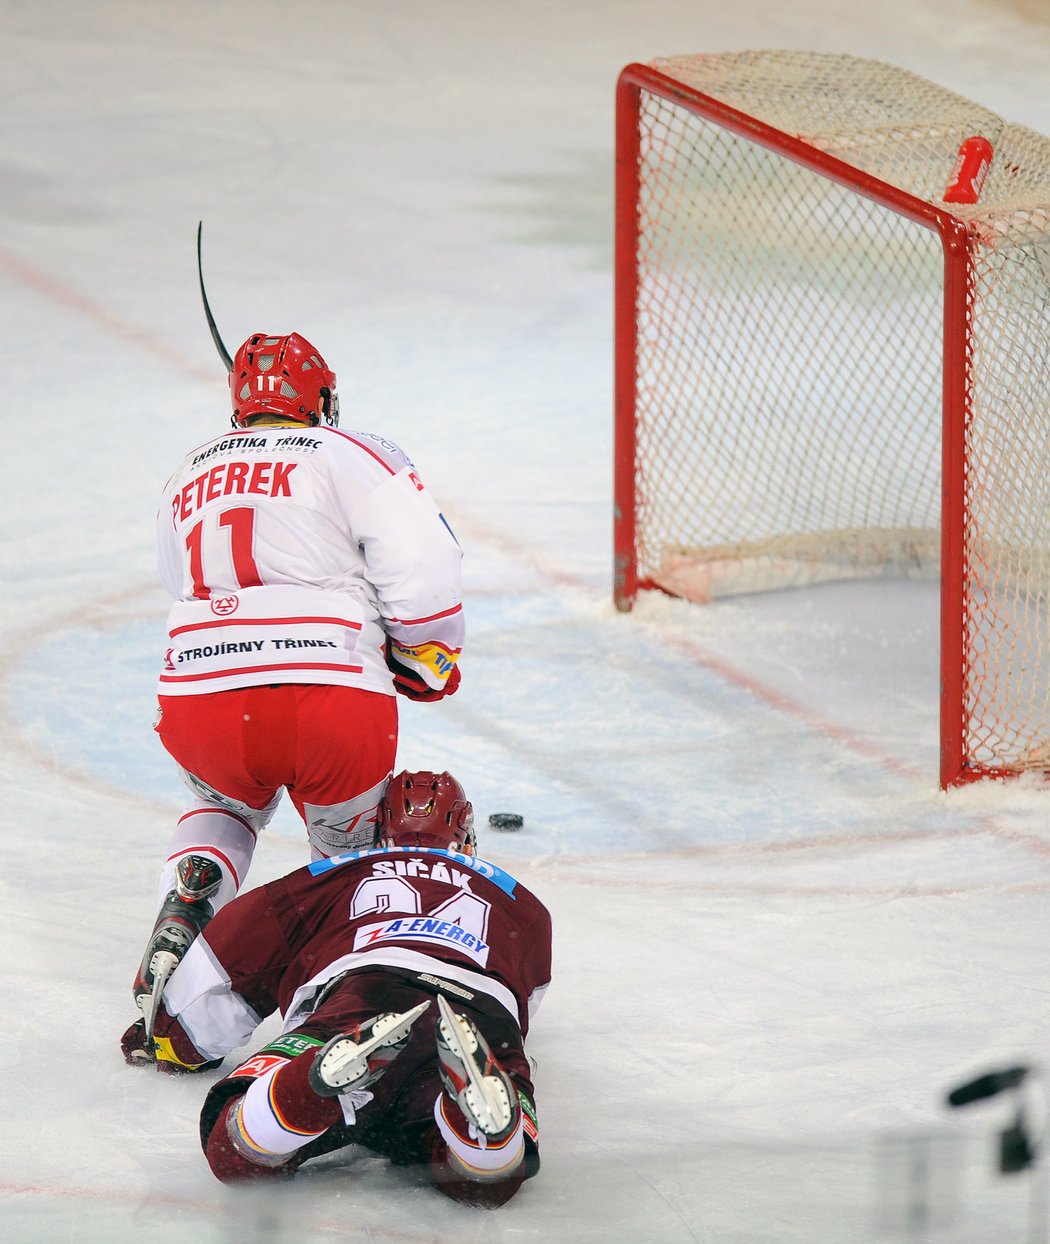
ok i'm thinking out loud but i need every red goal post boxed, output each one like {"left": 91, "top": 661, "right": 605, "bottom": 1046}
{"left": 613, "top": 52, "right": 1050, "bottom": 787}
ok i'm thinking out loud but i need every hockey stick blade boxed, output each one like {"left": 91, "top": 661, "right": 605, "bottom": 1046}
{"left": 316, "top": 1001, "right": 431, "bottom": 1091}
{"left": 196, "top": 221, "right": 233, "bottom": 373}
{"left": 140, "top": 950, "right": 180, "bottom": 1041}
{"left": 436, "top": 994, "right": 514, "bottom": 1138}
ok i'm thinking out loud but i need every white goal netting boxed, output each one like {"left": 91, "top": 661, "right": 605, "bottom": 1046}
{"left": 619, "top": 51, "right": 1050, "bottom": 779}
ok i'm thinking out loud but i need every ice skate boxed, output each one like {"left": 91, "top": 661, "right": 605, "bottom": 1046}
{"left": 309, "top": 1001, "right": 431, "bottom": 1096}
{"left": 435, "top": 994, "right": 519, "bottom": 1142}
{"left": 133, "top": 855, "right": 223, "bottom": 1035}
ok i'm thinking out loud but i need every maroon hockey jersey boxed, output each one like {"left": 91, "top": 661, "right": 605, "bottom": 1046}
{"left": 153, "top": 846, "right": 552, "bottom": 1065}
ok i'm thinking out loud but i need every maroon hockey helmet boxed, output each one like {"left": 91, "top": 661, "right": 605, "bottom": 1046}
{"left": 375, "top": 771, "right": 476, "bottom": 855}
{"left": 229, "top": 332, "right": 339, "bottom": 428}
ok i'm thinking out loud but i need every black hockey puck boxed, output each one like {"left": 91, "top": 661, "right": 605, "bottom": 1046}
{"left": 488, "top": 812, "right": 524, "bottom": 831}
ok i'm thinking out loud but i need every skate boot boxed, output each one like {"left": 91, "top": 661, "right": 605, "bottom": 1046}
{"left": 435, "top": 994, "right": 520, "bottom": 1142}
{"left": 133, "top": 855, "right": 223, "bottom": 1030}
{"left": 309, "top": 1001, "right": 431, "bottom": 1096}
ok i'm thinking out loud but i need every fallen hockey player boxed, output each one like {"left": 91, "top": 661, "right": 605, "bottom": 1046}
{"left": 122, "top": 770, "right": 551, "bottom": 1209}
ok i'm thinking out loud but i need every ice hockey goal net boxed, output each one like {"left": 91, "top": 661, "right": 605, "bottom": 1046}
{"left": 614, "top": 51, "right": 1050, "bottom": 786}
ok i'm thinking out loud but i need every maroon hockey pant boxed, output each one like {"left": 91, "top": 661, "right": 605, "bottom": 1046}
{"left": 202, "top": 971, "right": 532, "bottom": 1208}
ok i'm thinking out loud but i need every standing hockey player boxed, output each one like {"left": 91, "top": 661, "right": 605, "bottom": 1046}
{"left": 133, "top": 332, "right": 464, "bottom": 1033}
{"left": 122, "top": 771, "right": 551, "bottom": 1209}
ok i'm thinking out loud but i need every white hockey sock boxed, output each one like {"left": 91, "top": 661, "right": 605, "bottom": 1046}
{"left": 157, "top": 804, "right": 259, "bottom": 910}
{"left": 226, "top": 1065, "right": 328, "bottom": 1167}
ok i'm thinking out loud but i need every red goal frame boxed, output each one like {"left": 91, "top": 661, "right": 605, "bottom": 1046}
{"left": 613, "top": 62, "right": 977, "bottom": 787}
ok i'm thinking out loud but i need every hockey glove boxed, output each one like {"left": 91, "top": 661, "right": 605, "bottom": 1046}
{"left": 121, "top": 1018, "right": 223, "bottom": 1075}
{"left": 386, "top": 647, "right": 461, "bottom": 702}
{"left": 121, "top": 1018, "right": 155, "bottom": 1067}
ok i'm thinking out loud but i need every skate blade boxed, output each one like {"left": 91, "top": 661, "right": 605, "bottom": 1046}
{"left": 140, "top": 950, "right": 180, "bottom": 1041}
{"left": 319, "top": 1000, "right": 431, "bottom": 1089}
{"left": 436, "top": 995, "right": 511, "bottom": 1137}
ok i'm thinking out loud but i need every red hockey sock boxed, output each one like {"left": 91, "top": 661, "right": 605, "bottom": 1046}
{"left": 268, "top": 1048, "right": 345, "bottom": 1135}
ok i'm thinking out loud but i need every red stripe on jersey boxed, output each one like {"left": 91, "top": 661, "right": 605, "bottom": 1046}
{"left": 330, "top": 429, "right": 398, "bottom": 474}
{"left": 160, "top": 662, "right": 364, "bottom": 682}
{"left": 169, "top": 615, "right": 363, "bottom": 637}
{"left": 387, "top": 604, "right": 463, "bottom": 625}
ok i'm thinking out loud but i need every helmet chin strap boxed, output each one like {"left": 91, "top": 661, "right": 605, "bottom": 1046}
{"left": 240, "top": 415, "right": 317, "bottom": 429}
{"left": 234, "top": 390, "right": 328, "bottom": 431}
{"left": 236, "top": 399, "right": 324, "bottom": 430}
{"left": 373, "top": 836, "right": 474, "bottom": 856}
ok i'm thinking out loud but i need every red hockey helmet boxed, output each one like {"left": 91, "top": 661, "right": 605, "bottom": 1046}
{"left": 375, "top": 771, "right": 476, "bottom": 854}
{"left": 229, "top": 332, "right": 339, "bottom": 428}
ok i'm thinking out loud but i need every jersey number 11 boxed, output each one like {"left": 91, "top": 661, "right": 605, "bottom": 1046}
{"left": 186, "top": 507, "right": 263, "bottom": 598}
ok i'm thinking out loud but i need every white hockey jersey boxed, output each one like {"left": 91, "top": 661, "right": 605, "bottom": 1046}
{"left": 156, "top": 426, "right": 463, "bottom": 697}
